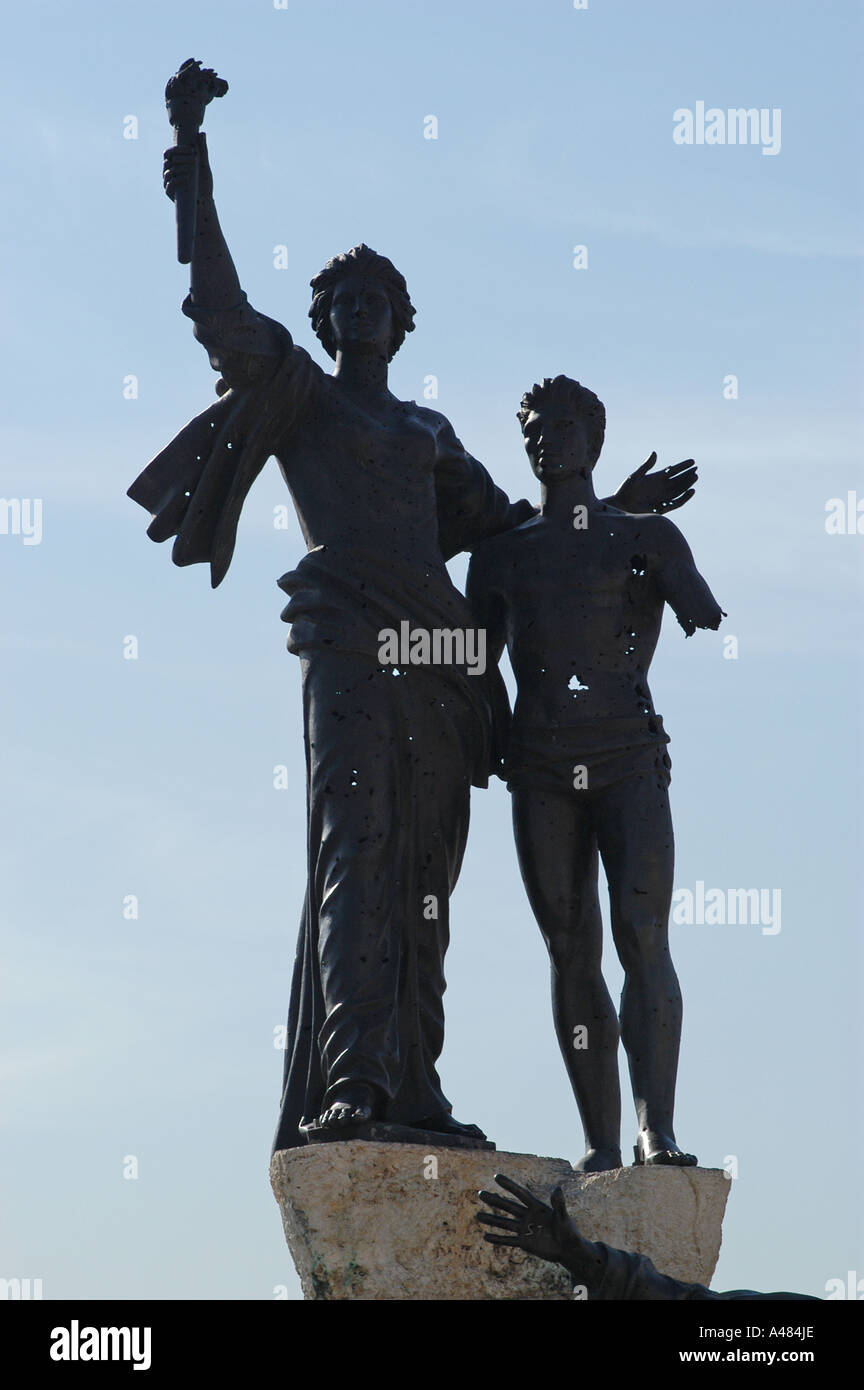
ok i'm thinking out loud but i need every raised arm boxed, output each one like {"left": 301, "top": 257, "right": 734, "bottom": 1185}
{"left": 163, "top": 133, "right": 242, "bottom": 310}
{"left": 163, "top": 133, "right": 291, "bottom": 391}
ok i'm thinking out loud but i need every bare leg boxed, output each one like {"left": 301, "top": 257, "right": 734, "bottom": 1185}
{"left": 512, "top": 787, "right": 622, "bottom": 1171}
{"left": 595, "top": 774, "right": 695, "bottom": 1165}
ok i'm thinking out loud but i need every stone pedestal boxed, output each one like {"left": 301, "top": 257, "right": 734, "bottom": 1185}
{"left": 270, "top": 1142, "right": 731, "bottom": 1301}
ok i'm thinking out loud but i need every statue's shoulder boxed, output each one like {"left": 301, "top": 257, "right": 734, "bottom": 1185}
{"left": 401, "top": 401, "right": 457, "bottom": 437}
{"left": 624, "top": 509, "right": 687, "bottom": 553}
{"left": 289, "top": 338, "right": 329, "bottom": 379}
{"left": 601, "top": 504, "right": 677, "bottom": 541}
{"left": 470, "top": 512, "right": 542, "bottom": 570}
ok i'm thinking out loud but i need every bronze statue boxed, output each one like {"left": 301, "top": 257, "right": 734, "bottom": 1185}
{"left": 467, "top": 377, "right": 724, "bottom": 1171}
{"left": 128, "top": 66, "right": 698, "bottom": 1151}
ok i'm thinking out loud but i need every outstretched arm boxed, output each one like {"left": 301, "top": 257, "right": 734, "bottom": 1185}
{"left": 432, "top": 414, "right": 536, "bottom": 559}
{"left": 476, "top": 1175, "right": 606, "bottom": 1287}
{"left": 475, "top": 1175, "right": 818, "bottom": 1300}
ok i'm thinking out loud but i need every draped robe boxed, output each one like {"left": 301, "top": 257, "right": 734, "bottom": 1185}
{"left": 128, "top": 293, "right": 534, "bottom": 1149}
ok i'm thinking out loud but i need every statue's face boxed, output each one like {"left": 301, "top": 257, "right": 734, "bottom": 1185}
{"left": 522, "top": 407, "right": 591, "bottom": 481}
{"left": 329, "top": 277, "right": 394, "bottom": 357}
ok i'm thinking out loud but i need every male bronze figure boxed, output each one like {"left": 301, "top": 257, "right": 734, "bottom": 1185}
{"left": 468, "top": 377, "right": 724, "bottom": 1170}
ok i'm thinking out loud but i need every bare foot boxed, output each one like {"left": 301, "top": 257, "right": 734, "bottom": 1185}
{"left": 634, "top": 1130, "right": 697, "bottom": 1166}
{"left": 574, "top": 1146, "right": 623, "bottom": 1173}
{"left": 312, "top": 1084, "right": 378, "bottom": 1131}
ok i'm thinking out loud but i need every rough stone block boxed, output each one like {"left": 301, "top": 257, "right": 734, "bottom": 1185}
{"left": 270, "top": 1141, "right": 730, "bottom": 1301}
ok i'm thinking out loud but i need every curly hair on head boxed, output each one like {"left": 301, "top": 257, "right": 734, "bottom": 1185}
{"left": 308, "top": 244, "right": 416, "bottom": 362}
{"left": 517, "top": 375, "right": 606, "bottom": 465}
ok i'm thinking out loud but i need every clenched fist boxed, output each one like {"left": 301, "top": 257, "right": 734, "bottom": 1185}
{"left": 163, "top": 132, "right": 213, "bottom": 204}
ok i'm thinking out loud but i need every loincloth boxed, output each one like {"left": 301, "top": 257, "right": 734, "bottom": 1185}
{"left": 502, "top": 715, "right": 672, "bottom": 795}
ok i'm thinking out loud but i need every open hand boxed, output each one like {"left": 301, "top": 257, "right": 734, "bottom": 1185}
{"left": 476, "top": 1173, "right": 580, "bottom": 1264}
{"left": 614, "top": 453, "right": 697, "bottom": 515}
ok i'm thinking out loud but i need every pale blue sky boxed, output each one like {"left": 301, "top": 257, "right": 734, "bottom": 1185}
{"left": 1, "top": 0, "right": 862, "bottom": 1300}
